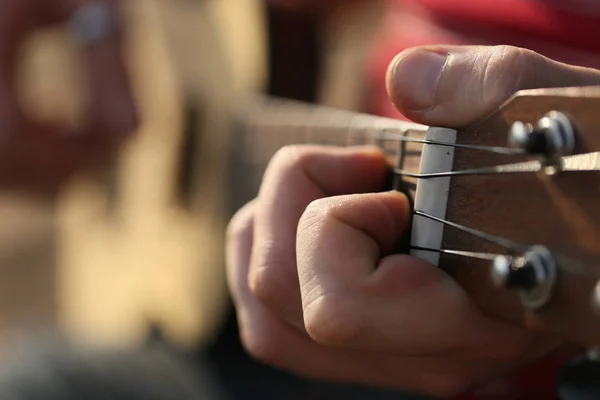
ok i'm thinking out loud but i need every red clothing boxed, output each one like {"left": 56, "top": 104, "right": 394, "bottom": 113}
{"left": 367, "top": 0, "right": 600, "bottom": 118}
{"left": 365, "top": 1, "right": 600, "bottom": 398}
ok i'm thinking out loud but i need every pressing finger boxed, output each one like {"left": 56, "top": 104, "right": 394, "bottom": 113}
{"left": 248, "top": 145, "right": 389, "bottom": 329}
{"left": 225, "top": 200, "right": 378, "bottom": 383}
{"left": 297, "top": 191, "right": 533, "bottom": 358}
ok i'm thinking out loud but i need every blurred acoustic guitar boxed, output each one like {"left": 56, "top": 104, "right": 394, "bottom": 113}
{"left": 51, "top": 0, "right": 375, "bottom": 349}
{"left": 27, "top": 6, "right": 600, "bottom": 397}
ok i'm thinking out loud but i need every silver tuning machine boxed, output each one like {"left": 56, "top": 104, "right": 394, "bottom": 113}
{"left": 508, "top": 111, "right": 577, "bottom": 161}
{"left": 592, "top": 281, "right": 600, "bottom": 316}
{"left": 491, "top": 245, "right": 557, "bottom": 310}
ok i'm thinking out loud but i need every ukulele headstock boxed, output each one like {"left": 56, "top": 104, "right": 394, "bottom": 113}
{"left": 427, "top": 86, "right": 600, "bottom": 348}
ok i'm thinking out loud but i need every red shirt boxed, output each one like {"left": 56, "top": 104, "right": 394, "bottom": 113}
{"left": 366, "top": 1, "right": 600, "bottom": 398}
{"left": 367, "top": 0, "right": 600, "bottom": 118}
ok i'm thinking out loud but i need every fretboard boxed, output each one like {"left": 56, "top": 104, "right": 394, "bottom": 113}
{"left": 225, "top": 88, "right": 600, "bottom": 349}
{"left": 226, "top": 95, "right": 430, "bottom": 214}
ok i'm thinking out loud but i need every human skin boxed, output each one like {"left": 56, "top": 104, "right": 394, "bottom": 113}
{"left": 0, "top": 0, "right": 137, "bottom": 187}
{"left": 226, "top": 45, "right": 600, "bottom": 397}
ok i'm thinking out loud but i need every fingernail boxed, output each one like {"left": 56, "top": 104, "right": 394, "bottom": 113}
{"left": 391, "top": 49, "right": 447, "bottom": 111}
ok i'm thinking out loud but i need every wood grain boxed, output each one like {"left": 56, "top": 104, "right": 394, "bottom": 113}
{"left": 441, "top": 86, "right": 600, "bottom": 347}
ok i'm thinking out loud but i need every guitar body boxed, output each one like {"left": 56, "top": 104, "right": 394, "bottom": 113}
{"left": 54, "top": 0, "right": 266, "bottom": 347}
{"left": 54, "top": 0, "right": 376, "bottom": 348}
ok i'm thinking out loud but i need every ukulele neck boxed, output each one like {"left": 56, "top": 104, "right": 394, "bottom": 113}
{"left": 233, "top": 96, "right": 428, "bottom": 167}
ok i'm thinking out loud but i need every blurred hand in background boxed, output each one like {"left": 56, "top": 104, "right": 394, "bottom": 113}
{"left": 0, "top": 0, "right": 137, "bottom": 190}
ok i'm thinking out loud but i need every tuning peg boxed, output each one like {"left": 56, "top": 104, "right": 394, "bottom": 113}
{"left": 508, "top": 111, "right": 576, "bottom": 158}
{"left": 592, "top": 281, "right": 600, "bottom": 316}
{"left": 490, "top": 246, "right": 557, "bottom": 310}
{"left": 491, "top": 255, "right": 538, "bottom": 290}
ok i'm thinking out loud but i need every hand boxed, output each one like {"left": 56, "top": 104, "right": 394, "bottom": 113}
{"left": 226, "top": 45, "right": 600, "bottom": 398}
{"left": 0, "top": 0, "right": 137, "bottom": 189}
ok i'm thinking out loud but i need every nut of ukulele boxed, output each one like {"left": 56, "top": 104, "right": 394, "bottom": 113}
{"left": 491, "top": 246, "right": 557, "bottom": 310}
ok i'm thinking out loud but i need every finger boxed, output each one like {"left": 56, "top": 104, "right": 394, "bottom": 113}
{"left": 226, "top": 201, "right": 532, "bottom": 398}
{"left": 226, "top": 200, "right": 257, "bottom": 308}
{"left": 297, "top": 191, "right": 534, "bottom": 358}
{"left": 386, "top": 45, "right": 600, "bottom": 127}
{"left": 225, "top": 200, "right": 383, "bottom": 385}
{"left": 249, "top": 145, "right": 389, "bottom": 330}
{"left": 63, "top": 0, "right": 138, "bottom": 138}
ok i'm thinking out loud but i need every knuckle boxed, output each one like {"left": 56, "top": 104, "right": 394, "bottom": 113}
{"left": 298, "top": 198, "right": 330, "bottom": 234}
{"left": 248, "top": 251, "right": 292, "bottom": 307}
{"left": 482, "top": 45, "right": 540, "bottom": 100}
{"left": 268, "top": 145, "right": 306, "bottom": 171}
{"left": 238, "top": 318, "right": 282, "bottom": 365}
{"left": 303, "top": 291, "right": 362, "bottom": 347}
{"left": 226, "top": 202, "right": 255, "bottom": 244}
{"left": 266, "top": 144, "right": 325, "bottom": 179}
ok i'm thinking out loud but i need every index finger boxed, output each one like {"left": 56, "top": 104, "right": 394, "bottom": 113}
{"left": 296, "top": 191, "right": 533, "bottom": 357}
{"left": 249, "top": 145, "right": 389, "bottom": 327}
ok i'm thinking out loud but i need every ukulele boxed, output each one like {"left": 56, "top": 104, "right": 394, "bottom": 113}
{"left": 225, "top": 88, "right": 600, "bottom": 397}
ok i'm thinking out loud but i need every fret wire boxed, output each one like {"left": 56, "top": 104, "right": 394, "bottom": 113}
{"left": 242, "top": 99, "right": 599, "bottom": 279}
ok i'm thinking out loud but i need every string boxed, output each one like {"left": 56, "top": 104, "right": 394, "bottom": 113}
{"left": 255, "top": 123, "right": 523, "bottom": 156}
{"left": 412, "top": 211, "right": 595, "bottom": 277}
{"left": 413, "top": 210, "right": 528, "bottom": 254}
{"left": 244, "top": 98, "right": 599, "bottom": 278}
{"left": 394, "top": 163, "right": 543, "bottom": 179}
{"left": 245, "top": 98, "right": 523, "bottom": 156}
{"left": 379, "top": 130, "right": 526, "bottom": 155}
{"left": 409, "top": 246, "right": 502, "bottom": 261}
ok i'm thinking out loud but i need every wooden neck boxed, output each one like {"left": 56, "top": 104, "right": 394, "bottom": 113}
{"left": 233, "top": 96, "right": 428, "bottom": 167}
{"left": 228, "top": 88, "right": 600, "bottom": 348}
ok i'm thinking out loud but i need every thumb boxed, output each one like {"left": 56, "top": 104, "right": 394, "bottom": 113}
{"left": 386, "top": 45, "right": 600, "bottom": 127}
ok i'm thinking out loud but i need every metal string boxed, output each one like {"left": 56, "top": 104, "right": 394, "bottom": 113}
{"left": 379, "top": 130, "right": 526, "bottom": 155}
{"left": 409, "top": 246, "right": 503, "bottom": 261}
{"left": 246, "top": 101, "right": 599, "bottom": 278}
{"left": 260, "top": 124, "right": 523, "bottom": 155}
{"left": 411, "top": 211, "right": 595, "bottom": 277}
{"left": 413, "top": 210, "right": 529, "bottom": 254}
{"left": 394, "top": 163, "right": 543, "bottom": 179}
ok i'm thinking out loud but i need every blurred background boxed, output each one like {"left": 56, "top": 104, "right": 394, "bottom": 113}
{"left": 0, "top": 0, "right": 427, "bottom": 398}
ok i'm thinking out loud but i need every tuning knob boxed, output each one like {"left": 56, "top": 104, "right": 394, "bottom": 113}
{"left": 508, "top": 111, "right": 576, "bottom": 159}
{"left": 491, "top": 246, "right": 557, "bottom": 310}
{"left": 492, "top": 255, "right": 539, "bottom": 290}
{"left": 592, "top": 282, "right": 600, "bottom": 316}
